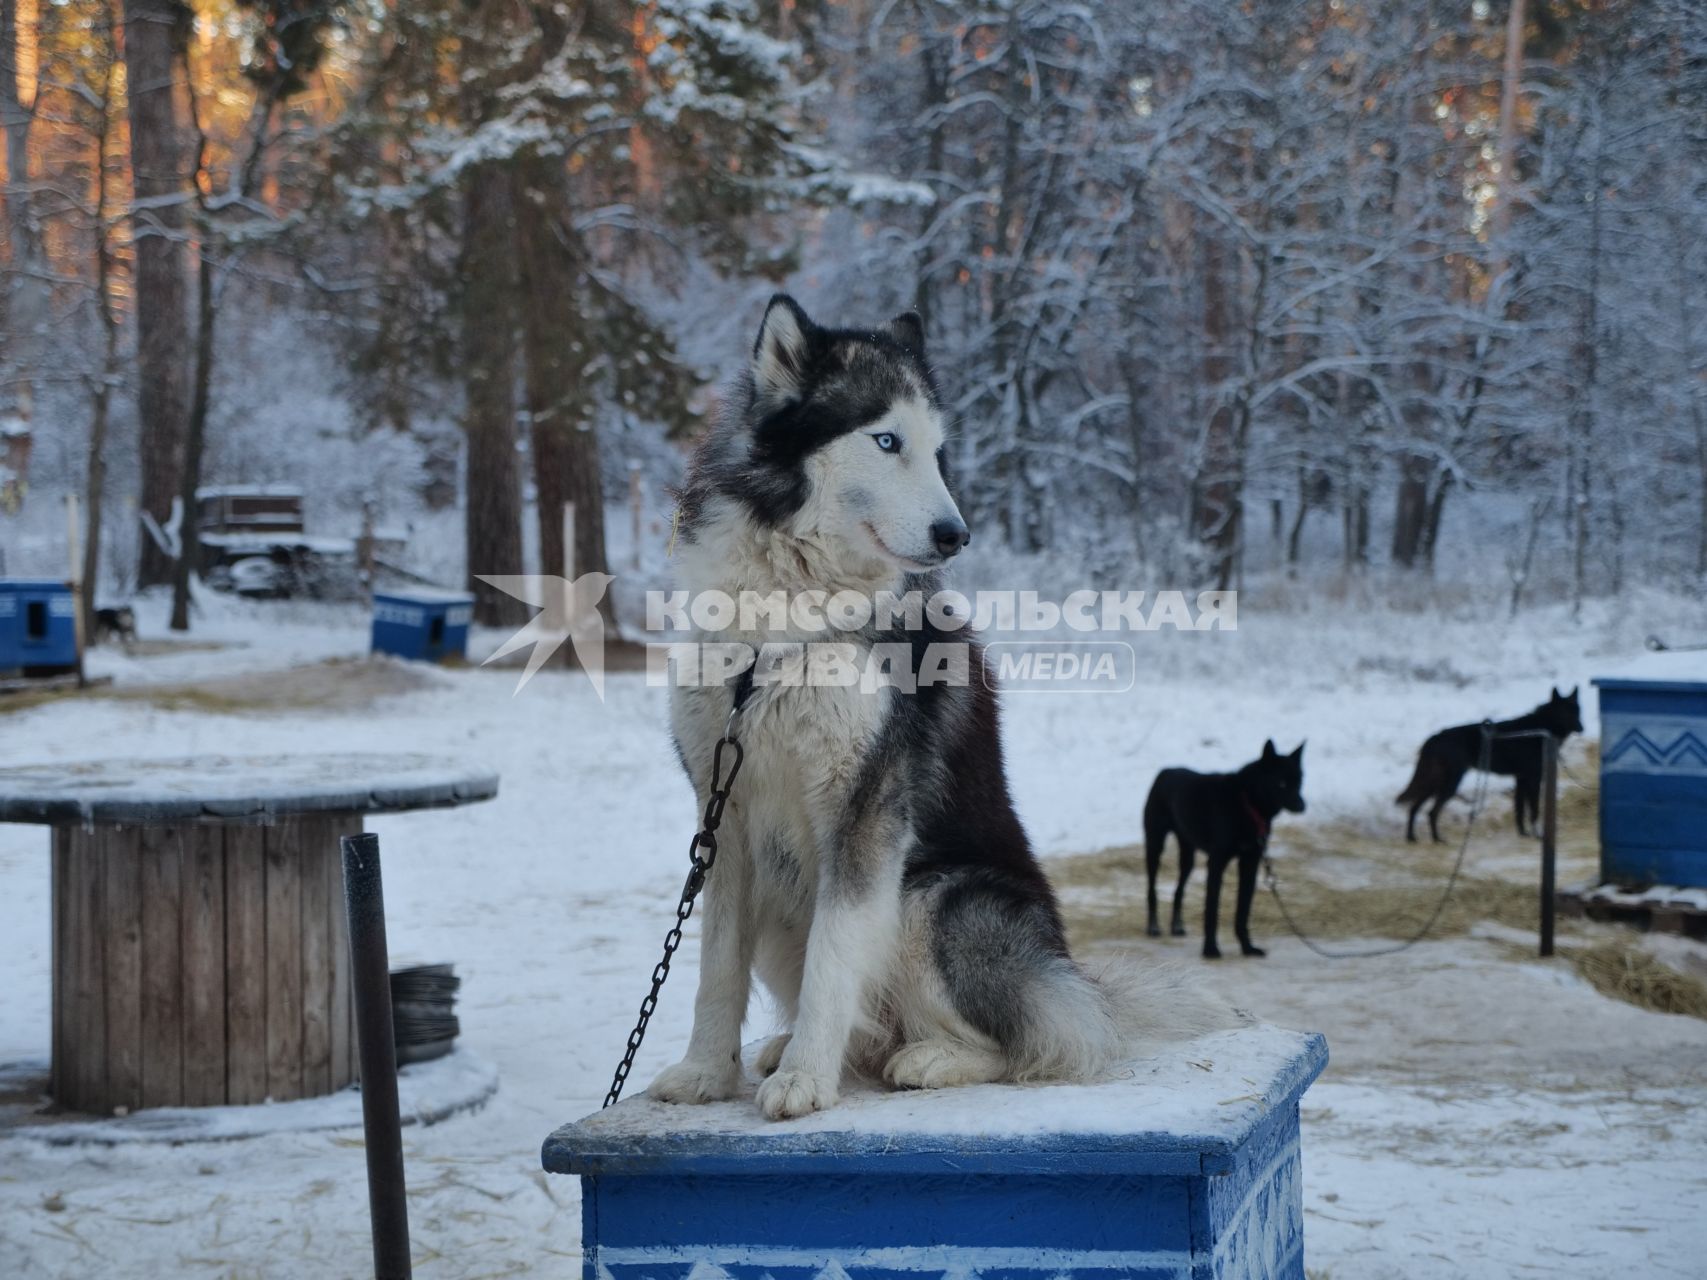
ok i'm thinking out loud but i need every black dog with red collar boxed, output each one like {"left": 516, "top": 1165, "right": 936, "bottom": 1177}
{"left": 1143, "top": 740, "right": 1306, "bottom": 959}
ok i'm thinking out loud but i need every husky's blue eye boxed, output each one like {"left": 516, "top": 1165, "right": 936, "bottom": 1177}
{"left": 873, "top": 432, "right": 901, "bottom": 454}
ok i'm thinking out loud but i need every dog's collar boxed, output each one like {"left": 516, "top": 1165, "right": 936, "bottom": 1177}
{"left": 1241, "top": 793, "right": 1271, "bottom": 842}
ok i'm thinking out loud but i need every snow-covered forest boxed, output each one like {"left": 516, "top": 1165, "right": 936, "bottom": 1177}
{"left": 7, "top": 7, "right": 1707, "bottom": 1278}
{"left": 3, "top": 0, "right": 1705, "bottom": 613}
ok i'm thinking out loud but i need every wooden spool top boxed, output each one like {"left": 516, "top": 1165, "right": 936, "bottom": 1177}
{"left": 0, "top": 753, "right": 499, "bottom": 825}
{"left": 546, "top": 1025, "right": 1329, "bottom": 1179}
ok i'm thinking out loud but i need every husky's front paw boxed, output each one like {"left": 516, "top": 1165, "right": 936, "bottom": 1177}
{"left": 753, "top": 1033, "right": 792, "bottom": 1077}
{"left": 756, "top": 1067, "right": 838, "bottom": 1120}
{"left": 647, "top": 1057, "right": 740, "bottom": 1105}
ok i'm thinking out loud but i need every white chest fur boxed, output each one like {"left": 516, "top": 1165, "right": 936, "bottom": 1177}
{"left": 673, "top": 651, "right": 893, "bottom": 873}
{"left": 669, "top": 503, "right": 904, "bottom": 890}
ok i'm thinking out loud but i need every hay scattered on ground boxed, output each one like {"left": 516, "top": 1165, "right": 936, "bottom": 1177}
{"left": 106, "top": 657, "right": 439, "bottom": 714}
{"left": 1566, "top": 939, "right": 1707, "bottom": 1019}
{"left": 3, "top": 656, "right": 439, "bottom": 718}
{"left": 1053, "top": 762, "right": 1707, "bottom": 1025}
{"left": 1059, "top": 852, "right": 1543, "bottom": 951}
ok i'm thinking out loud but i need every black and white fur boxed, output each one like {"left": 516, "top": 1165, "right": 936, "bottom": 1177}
{"left": 94, "top": 605, "right": 138, "bottom": 648}
{"left": 649, "top": 295, "right": 1239, "bottom": 1121}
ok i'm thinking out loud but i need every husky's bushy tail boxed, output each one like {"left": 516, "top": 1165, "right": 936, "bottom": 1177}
{"left": 1005, "top": 953, "right": 1249, "bottom": 1083}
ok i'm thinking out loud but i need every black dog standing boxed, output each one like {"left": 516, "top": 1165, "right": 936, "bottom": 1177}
{"left": 1396, "top": 687, "right": 1582, "bottom": 843}
{"left": 1144, "top": 741, "right": 1306, "bottom": 959}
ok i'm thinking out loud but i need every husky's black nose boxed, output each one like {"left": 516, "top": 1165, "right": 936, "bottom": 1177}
{"left": 931, "top": 518, "right": 970, "bottom": 558}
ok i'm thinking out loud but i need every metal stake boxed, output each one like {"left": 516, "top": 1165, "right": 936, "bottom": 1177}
{"left": 1540, "top": 736, "right": 1558, "bottom": 958}
{"left": 341, "top": 833, "right": 412, "bottom": 1280}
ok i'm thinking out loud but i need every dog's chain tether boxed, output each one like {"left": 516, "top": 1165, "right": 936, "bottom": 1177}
{"left": 602, "top": 680, "right": 753, "bottom": 1108}
{"left": 1262, "top": 721, "right": 1495, "bottom": 961}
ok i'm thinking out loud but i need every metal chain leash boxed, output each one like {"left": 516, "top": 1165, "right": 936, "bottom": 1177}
{"left": 602, "top": 720, "right": 747, "bottom": 1108}
{"left": 1263, "top": 721, "right": 1495, "bottom": 960}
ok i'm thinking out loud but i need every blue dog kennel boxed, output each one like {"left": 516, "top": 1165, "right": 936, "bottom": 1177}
{"left": 548, "top": 1027, "right": 1329, "bottom": 1280}
{"left": 1595, "top": 661, "right": 1707, "bottom": 888}
{"left": 0, "top": 578, "right": 78, "bottom": 677}
{"left": 371, "top": 589, "right": 474, "bottom": 663}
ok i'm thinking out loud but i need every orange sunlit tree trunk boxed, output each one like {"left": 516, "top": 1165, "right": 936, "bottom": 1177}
{"left": 122, "top": 0, "right": 192, "bottom": 588}
{"left": 167, "top": 0, "right": 336, "bottom": 631}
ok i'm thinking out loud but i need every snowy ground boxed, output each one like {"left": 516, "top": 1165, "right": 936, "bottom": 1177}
{"left": 2, "top": 586, "right": 1706, "bottom": 1278}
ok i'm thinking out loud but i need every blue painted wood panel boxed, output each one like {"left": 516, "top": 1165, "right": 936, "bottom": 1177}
{"left": 371, "top": 591, "right": 473, "bottom": 663}
{"left": 591, "top": 1170, "right": 1199, "bottom": 1277}
{"left": 0, "top": 578, "right": 78, "bottom": 675}
{"left": 1596, "top": 679, "right": 1707, "bottom": 887}
{"left": 1199, "top": 1103, "right": 1304, "bottom": 1280}
{"left": 547, "top": 1029, "right": 1326, "bottom": 1280}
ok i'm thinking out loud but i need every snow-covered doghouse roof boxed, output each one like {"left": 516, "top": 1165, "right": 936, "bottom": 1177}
{"left": 1593, "top": 648, "right": 1707, "bottom": 690}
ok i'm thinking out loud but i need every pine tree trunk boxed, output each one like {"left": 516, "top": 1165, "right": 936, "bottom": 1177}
{"left": 169, "top": 249, "right": 213, "bottom": 632}
{"left": 1492, "top": 0, "right": 1527, "bottom": 253}
{"left": 1675, "top": 221, "right": 1707, "bottom": 579}
{"left": 1, "top": 0, "right": 33, "bottom": 267}
{"left": 1286, "top": 470, "right": 1311, "bottom": 566}
{"left": 1696, "top": 407, "right": 1707, "bottom": 579}
{"left": 1391, "top": 455, "right": 1431, "bottom": 568}
{"left": 1570, "top": 117, "right": 1606, "bottom": 617}
{"left": 84, "top": 390, "right": 111, "bottom": 634}
{"left": 460, "top": 168, "right": 525, "bottom": 626}
{"left": 1387, "top": 6, "right": 1446, "bottom": 574}
{"left": 83, "top": 42, "right": 122, "bottom": 637}
{"left": 511, "top": 153, "right": 613, "bottom": 626}
{"left": 911, "top": 30, "right": 947, "bottom": 336}
{"left": 1419, "top": 470, "right": 1453, "bottom": 572}
{"left": 123, "top": 0, "right": 192, "bottom": 588}
{"left": 1120, "top": 357, "right": 1148, "bottom": 565}
{"left": 1343, "top": 484, "right": 1369, "bottom": 571}
{"left": 2, "top": 0, "right": 41, "bottom": 426}
{"left": 1195, "top": 233, "right": 1240, "bottom": 590}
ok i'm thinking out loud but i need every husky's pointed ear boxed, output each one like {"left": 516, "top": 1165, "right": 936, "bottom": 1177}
{"left": 1292, "top": 740, "right": 1306, "bottom": 760}
{"left": 1262, "top": 738, "right": 1278, "bottom": 760}
{"left": 1569, "top": 685, "right": 1579, "bottom": 700}
{"left": 1550, "top": 686, "right": 1561, "bottom": 700}
{"left": 880, "top": 310, "right": 925, "bottom": 360}
{"left": 752, "top": 294, "right": 815, "bottom": 404}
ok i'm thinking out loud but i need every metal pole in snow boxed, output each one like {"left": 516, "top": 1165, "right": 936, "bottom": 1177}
{"left": 65, "top": 494, "right": 86, "bottom": 686}
{"left": 1540, "top": 737, "right": 1558, "bottom": 958}
{"left": 341, "top": 832, "right": 412, "bottom": 1280}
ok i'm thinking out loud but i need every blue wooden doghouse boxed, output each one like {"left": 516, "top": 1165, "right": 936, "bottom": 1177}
{"left": 371, "top": 589, "right": 474, "bottom": 663}
{"left": 546, "top": 1025, "right": 1327, "bottom": 1279}
{"left": 0, "top": 578, "right": 78, "bottom": 677}
{"left": 1595, "top": 660, "right": 1707, "bottom": 887}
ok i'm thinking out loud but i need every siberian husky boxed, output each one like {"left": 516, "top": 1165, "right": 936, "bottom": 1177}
{"left": 650, "top": 294, "right": 1239, "bottom": 1120}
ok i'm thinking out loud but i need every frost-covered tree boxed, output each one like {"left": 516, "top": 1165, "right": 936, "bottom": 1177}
{"left": 334, "top": 0, "right": 823, "bottom": 622}
{"left": 5, "top": 0, "right": 1703, "bottom": 607}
